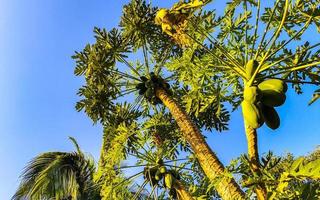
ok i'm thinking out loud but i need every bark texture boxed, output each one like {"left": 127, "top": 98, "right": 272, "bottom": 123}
{"left": 156, "top": 87, "right": 245, "bottom": 200}
{"left": 174, "top": 180, "right": 195, "bottom": 200}
{"left": 243, "top": 122, "right": 267, "bottom": 200}
{"left": 245, "top": 125, "right": 260, "bottom": 171}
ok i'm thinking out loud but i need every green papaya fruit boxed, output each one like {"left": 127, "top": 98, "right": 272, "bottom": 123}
{"left": 155, "top": 9, "right": 168, "bottom": 25}
{"left": 164, "top": 173, "right": 174, "bottom": 189}
{"left": 261, "top": 105, "right": 280, "bottom": 130}
{"left": 155, "top": 169, "right": 162, "bottom": 181}
{"left": 144, "top": 167, "right": 159, "bottom": 185}
{"left": 146, "top": 167, "right": 157, "bottom": 177}
{"left": 159, "top": 166, "right": 167, "bottom": 174}
{"left": 258, "top": 79, "right": 288, "bottom": 93}
{"left": 242, "top": 100, "right": 264, "bottom": 129}
{"left": 243, "top": 86, "right": 261, "bottom": 103}
{"left": 260, "top": 90, "right": 286, "bottom": 107}
{"left": 245, "top": 59, "right": 259, "bottom": 79}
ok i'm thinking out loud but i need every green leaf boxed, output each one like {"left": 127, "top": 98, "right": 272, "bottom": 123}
{"left": 290, "top": 157, "right": 305, "bottom": 173}
{"left": 308, "top": 89, "right": 320, "bottom": 105}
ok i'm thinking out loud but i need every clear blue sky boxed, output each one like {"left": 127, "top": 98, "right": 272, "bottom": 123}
{"left": 0, "top": 0, "right": 319, "bottom": 199}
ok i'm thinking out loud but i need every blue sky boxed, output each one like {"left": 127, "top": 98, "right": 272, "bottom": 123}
{"left": 0, "top": 0, "right": 319, "bottom": 199}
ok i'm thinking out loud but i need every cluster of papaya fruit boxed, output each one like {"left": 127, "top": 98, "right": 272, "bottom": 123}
{"left": 143, "top": 164, "right": 180, "bottom": 193}
{"left": 135, "top": 72, "right": 170, "bottom": 105}
{"left": 242, "top": 60, "right": 288, "bottom": 130}
{"left": 154, "top": 1, "right": 207, "bottom": 46}
{"left": 155, "top": 0, "right": 206, "bottom": 32}
{"left": 155, "top": 8, "right": 191, "bottom": 46}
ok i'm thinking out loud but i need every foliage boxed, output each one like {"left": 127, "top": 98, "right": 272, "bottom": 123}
{"left": 12, "top": 138, "right": 100, "bottom": 200}
{"left": 14, "top": 0, "right": 320, "bottom": 199}
{"left": 96, "top": 123, "right": 140, "bottom": 200}
{"left": 230, "top": 148, "right": 320, "bottom": 199}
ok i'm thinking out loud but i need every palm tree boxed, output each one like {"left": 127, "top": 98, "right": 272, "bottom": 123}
{"left": 12, "top": 137, "right": 100, "bottom": 200}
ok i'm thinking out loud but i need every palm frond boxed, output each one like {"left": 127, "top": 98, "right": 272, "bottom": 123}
{"left": 12, "top": 141, "right": 99, "bottom": 200}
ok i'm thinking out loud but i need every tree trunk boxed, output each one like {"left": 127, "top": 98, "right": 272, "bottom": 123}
{"left": 156, "top": 87, "right": 245, "bottom": 200}
{"left": 243, "top": 120, "right": 267, "bottom": 200}
{"left": 174, "top": 180, "right": 195, "bottom": 200}
{"left": 244, "top": 125, "right": 260, "bottom": 172}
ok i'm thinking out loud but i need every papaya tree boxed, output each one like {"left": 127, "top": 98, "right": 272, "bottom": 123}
{"left": 72, "top": 0, "right": 245, "bottom": 199}
{"left": 156, "top": 0, "right": 320, "bottom": 199}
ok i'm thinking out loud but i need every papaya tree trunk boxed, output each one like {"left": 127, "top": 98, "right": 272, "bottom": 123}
{"left": 243, "top": 118, "right": 267, "bottom": 200}
{"left": 174, "top": 180, "right": 194, "bottom": 200}
{"left": 244, "top": 125, "right": 260, "bottom": 171}
{"left": 155, "top": 87, "right": 245, "bottom": 200}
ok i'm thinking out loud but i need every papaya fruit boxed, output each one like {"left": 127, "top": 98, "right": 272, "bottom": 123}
{"left": 164, "top": 173, "right": 174, "bottom": 189}
{"left": 260, "top": 104, "right": 280, "bottom": 130}
{"left": 243, "top": 86, "right": 260, "bottom": 103}
{"left": 258, "top": 79, "right": 287, "bottom": 107}
{"left": 241, "top": 100, "right": 264, "bottom": 129}
{"left": 159, "top": 166, "right": 167, "bottom": 174}
{"left": 143, "top": 167, "right": 159, "bottom": 185}
{"left": 245, "top": 59, "right": 259, "bottom": 79}
{"left": 258, "top": 79, "right": 288, "bottom": 93}
{"left": 161, "top": 24, "right": 173, "bottom": 36}
{"left": 260, "top": 90, "right": 286, "bottom": 107}
{"left": 155, "top": 9, "right": 168, "bottom": 25}
{"left": 155, "top": 169, "right": 162, "bottom": 181}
